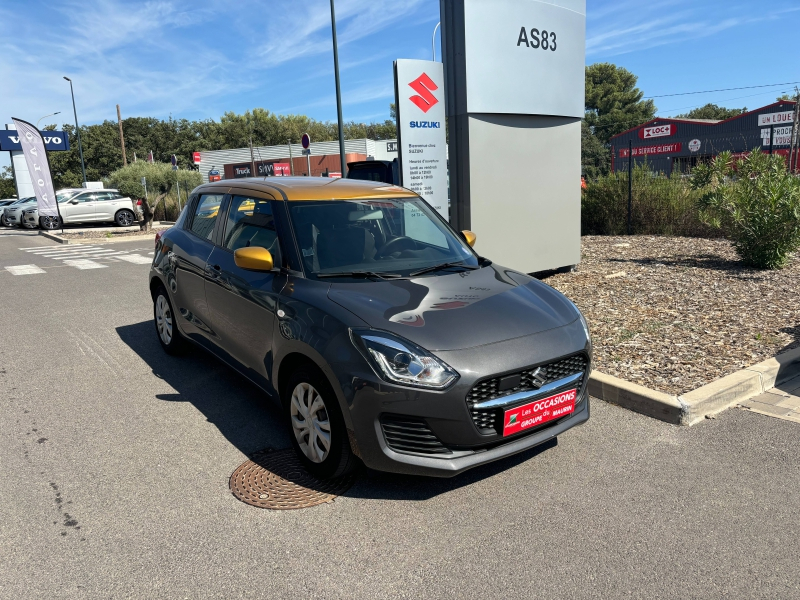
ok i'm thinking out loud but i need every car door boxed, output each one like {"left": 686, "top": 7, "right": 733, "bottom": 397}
{"left": 62, "top": 192, "right": 96, "bottom": 223}
{"left": 93, "top": 192, "right": 116, "bottom": 221}
{"left": 170, "top": 192, "right": 227, "bottom": 347}
{"left": 204, "top": 192, "right": 287, "bottom": 384}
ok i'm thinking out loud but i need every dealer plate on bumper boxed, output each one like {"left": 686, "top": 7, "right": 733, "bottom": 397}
{"left": 502, "top": 389, "right": 577, "bottom": 437}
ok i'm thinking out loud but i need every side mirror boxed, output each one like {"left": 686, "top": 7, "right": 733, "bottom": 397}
{"left": 234, "top": 246, "right": 274, "bottom": 272}
{"left": 70, "top": 199, "right": 80, "bottom": 204}
{"left": 461, "top": 230, "right": 476, "bottom": 248}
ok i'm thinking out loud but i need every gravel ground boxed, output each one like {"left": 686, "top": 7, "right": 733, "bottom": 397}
{"left": 58, "top": 227, "right": 168, "bottom": 241}
{"left": 547, "top": 236, "right": 800, "bottom": 395}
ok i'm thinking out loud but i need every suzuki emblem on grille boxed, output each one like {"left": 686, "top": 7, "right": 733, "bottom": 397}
{"left": 531, "top": 367, "right": 547, "bottom": 388}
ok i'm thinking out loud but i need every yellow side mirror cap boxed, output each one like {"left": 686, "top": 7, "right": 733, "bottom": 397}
{"left": 234, "top": 246, "right": 274, "bottom": 272}
{"left": 462, "top": 230, "right": 476, "bottom": 248}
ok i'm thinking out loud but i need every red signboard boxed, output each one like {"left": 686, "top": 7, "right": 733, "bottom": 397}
{"left": 273, "top": 163, "right": 291, "bottom": 176}
{"left": 193, "top": 151, "right": 201, "bottom": 164}
{"left": 619, "top": 143, "right": 682, "bottom": 158}
{"left": 639, "top": 124, "right": 675, "bottom": 139}
{"left": 502, "top": 389, "right": 577, "bottom": 437}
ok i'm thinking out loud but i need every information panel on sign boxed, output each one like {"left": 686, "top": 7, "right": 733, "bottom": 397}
{"left": 394, "top": 59, "right": 449, "bottom": 222}
{"left": 462, "top": 0, "right": 585, "bottom": 118}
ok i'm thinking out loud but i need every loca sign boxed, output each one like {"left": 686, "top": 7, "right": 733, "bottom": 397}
{"left": 639, "top": 124, "right": 674, "bottom": 139}
{"left": 0, "top": 130, "right": 70, "bottom": 151}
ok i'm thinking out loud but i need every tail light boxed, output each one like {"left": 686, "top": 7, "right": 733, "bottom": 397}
{"left": 136, "top": 199, "right": 142, "bottom": 206}
{"left": 155, "top": 229, "right": 164, "bottom": 249}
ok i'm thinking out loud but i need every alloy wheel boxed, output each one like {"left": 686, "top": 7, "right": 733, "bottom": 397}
{"left": 40, "top": 216, "right": 59, "bottom": 230}
{"left": 118, "top": 211, "right": 134, "bottom": 226}
{"left": 290, "top": 382, "right": 332, "bottom": 463}
{"left": 155, "top": 295, "right": 173, "bottom": 345}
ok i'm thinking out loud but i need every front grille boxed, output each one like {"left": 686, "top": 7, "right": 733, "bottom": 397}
{"left": 380, "top": 415, "right": 452, "bottom": 455}
{"left": 467, "top": 353, "right": 589, "bottom": 433}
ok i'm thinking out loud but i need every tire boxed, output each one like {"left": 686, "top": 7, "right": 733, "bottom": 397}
{"left": 153, "top": 286, "right": 186, "bottom": 355}
{"left": 284, "top": 365, "right": 358, "bottom": 480}
{"left": 115, "top": 209, "right": 135, "bottom": 227}
{"left": 39, "top": 216, "right": 62, "bottom": 230}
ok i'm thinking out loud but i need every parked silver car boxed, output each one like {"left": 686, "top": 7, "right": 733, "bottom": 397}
{"left": 2, "top": 197, "right": 36, "bottom": 226}
{"left": 31, "top": 189, "right": 138, "bottom": 229}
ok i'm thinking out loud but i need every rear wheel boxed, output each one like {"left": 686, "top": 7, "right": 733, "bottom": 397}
{"left": 39, "top": 216, "right": 62, "bottom": 230}
{"left": 115, "top": 209, "right": 135, "bottom": 227}
{"left": 284, "top": 365, "right": 357, "bottom": 479}
{"left": 154, "top": 286, "right": 186, "bottom": 354}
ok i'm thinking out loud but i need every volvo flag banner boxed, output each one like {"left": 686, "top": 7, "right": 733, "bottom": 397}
{"left": 11, "top": 118, "right": 60, "bottom": 219}
{"left": 394, "top": 59, "right": 449, "bottom": 222}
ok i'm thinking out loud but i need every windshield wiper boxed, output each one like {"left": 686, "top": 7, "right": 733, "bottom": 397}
{"left": 409, "top": 261, "right": 479, "bottom": 277}
{"left": 316, "top": 271, "right": 405, "bottom": 280}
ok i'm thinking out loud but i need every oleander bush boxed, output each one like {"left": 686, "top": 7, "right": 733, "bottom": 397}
{"left": 692, "top": 150, "right": 800, "bottom": 269}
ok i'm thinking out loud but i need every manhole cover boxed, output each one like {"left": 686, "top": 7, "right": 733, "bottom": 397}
{"left": 229, "top": 449, "right": 356, "bottom": 510}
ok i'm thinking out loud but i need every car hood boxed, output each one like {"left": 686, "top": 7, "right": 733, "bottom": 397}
{"left": 327, "top": 264, "right": 579, "bottom": 351}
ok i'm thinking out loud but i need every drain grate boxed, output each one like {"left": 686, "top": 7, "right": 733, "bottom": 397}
{"left": 229, "top": 449, "right": 356, "bottom": 510}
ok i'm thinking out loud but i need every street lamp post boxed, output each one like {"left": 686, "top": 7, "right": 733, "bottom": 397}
{"left": 329, "top": 0, "right": 346, "bottom": 176}
{"left": 432, "top": 22, "right": 441, "bottom": 61}
{"left": 63, "top": 76, "right": 87, "bottom": 185}
{"left": 36, "top": 111, "right": 61, "bottom": 129}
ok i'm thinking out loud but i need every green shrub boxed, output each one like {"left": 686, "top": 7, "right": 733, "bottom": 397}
{"left": 692, "top": 150, "right": 800, "bottom": 269}
{"left": 582, "top": 164, "right": 710, "bottom": 236}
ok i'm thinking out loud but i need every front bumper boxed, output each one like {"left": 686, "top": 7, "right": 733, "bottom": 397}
{"left": 339, "top": 319, "right": 591, "bottom": 477}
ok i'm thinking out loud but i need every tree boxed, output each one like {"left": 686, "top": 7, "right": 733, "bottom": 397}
{"left": 0, "top": 166, "right": 17, "bottom": 198}
{"left": 106, "top": 162, "right": 201, "bottom": 231}
{"left": 584, "top": 63, "right": 656, "bottom": 145}
{"left": 581, "top": 121, "right": 609, "bottom": 180}
{"left": 676, "top": 103, "right": 747, "bottom": 121}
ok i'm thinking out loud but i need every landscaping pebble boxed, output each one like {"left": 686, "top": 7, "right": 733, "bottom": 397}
{"left": 546, "top": 236, "right": 800, "bottom": 394}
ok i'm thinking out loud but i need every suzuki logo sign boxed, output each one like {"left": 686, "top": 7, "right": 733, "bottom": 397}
{"left": 409, "top": 73, "right": 439, "bottom": 113}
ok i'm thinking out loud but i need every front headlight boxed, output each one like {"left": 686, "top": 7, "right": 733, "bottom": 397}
{"left": 350, "top": 329, "right": 459, "bottom": 390}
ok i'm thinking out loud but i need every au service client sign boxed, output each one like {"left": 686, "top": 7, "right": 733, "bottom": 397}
{"left": 461, "top": 0, "right": 585, "bottom": 118}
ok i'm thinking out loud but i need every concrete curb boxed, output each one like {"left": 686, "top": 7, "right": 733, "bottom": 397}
{"left": 590, "top": 346, "right": 800, "bottom": 425}
{"left": 39, "top": 231, "right": 70, "bottom": 244}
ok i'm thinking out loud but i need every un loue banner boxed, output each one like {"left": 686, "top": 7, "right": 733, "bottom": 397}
{"left": 394, "top": 59, "right": 449, "bottom": 223}
{"left": 11, "top": 118, "right": 60, "bottom": 218}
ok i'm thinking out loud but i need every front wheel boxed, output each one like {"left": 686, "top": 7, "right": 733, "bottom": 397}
{"left": 115, "top": 209, "right": 135, "bottom": 227}
{"left": 39, "top": 215, "right": 62, "bottom": 230}
{"left": 154, "top": 286, "right": 186, "bottom": 355}
{"left": 285, "top": 366, "right": 358, "bottom": 479}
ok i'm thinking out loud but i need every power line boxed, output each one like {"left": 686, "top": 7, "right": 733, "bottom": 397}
{"left": 646, "top": 81, "right": 800, "bottom": 99}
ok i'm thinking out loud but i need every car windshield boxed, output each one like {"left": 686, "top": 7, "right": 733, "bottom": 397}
{"left": 287, "top": 197, "right": 478, "bottom": 278}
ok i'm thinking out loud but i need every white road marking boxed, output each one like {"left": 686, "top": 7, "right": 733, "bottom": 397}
{"left": 63, "top": 259, "right": 107, "bottom": 270}
{"left": 116, "top": 254, "right": 152, "bottom": 265}
{"left": 5, "top": 264, "right": 46, "bottom": 275}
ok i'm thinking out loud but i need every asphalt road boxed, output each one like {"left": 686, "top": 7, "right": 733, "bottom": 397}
{"left": 1, "top": 231, "right": 798, "bottom": 599}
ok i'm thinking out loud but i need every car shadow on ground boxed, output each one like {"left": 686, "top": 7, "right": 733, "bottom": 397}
{"left": 116, "top": 320, "right": 560, "bottom": 502}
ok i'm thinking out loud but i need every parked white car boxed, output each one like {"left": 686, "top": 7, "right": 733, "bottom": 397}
{"left": 28, "top": 189, "right": 138, "bottom": 229}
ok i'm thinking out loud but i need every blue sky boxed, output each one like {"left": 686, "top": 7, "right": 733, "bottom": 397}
{"left": 1, "top": 0, "right": 799, "bottom": 170}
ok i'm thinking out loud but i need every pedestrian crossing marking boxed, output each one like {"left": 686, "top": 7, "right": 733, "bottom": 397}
{"left": 63, "top": 259, "right": 107, "bottom": 270}
{"left": 6, "top": 264, "right": 46, "bottom": 275}
{"left": 116, "top": 254, "right": 152, "bottom": 265}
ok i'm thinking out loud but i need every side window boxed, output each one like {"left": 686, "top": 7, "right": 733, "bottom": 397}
{"left": 96, "top": 192, "right": 113, "bottom": 202}
{"left": 223, "top": 196, "right": 282, "bottom": 266}
{"left": 189, "top": 194, "right": 224, "bottom": 241}
{"left": 74, "top": 193, "right": 92, "bottom": 203}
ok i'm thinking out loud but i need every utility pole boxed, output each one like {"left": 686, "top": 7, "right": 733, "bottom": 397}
{"left": 788, "top": 89, "right": 800, "bottom": 173}
{"left": 329, "top": 0, "right": 347, "bottom": 176}
{"left": 627, "top": 140, "right": 633, "bottom": 236}
{"left": 288, "top": 139, "right": 295, "bottom": 175}
{"left": 249, "top": 135, "right": 256, "bottom": 176}
{"left": 116, "top": 104, "right": 127, "bottom": 166}
{"left": 63, "top": 76, "right": 87, "bottom": 184}
{"left": 769, "top": 124, "right": 775, "bottom": 156}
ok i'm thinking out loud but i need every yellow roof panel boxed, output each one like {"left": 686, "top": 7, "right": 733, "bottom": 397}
{"left": 200, "top": 177, "right": 418, "bottom": 201}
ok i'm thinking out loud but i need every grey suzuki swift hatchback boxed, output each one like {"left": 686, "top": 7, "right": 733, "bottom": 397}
{"left": 149, "top": 178, "right": 592, "bottom": 479}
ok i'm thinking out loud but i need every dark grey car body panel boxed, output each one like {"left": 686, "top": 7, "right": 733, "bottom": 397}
{"left": 149, "top": 183, "right": 591, "bottom": 477}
